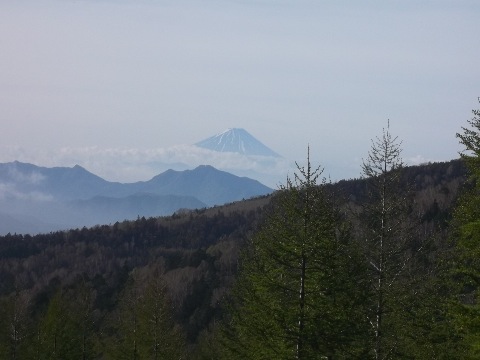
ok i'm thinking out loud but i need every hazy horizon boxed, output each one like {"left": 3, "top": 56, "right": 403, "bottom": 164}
{"left": 1, "top": 0, "right": 478, "bottom": 186}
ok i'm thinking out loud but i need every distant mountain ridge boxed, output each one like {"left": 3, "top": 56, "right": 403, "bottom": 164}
{"left": 0, "top": 161, "right": 119, "bottom": 201}
{"left": 0, "top": 161, "right": 273, "bottom": 234}
{"left": 195, "top": 128, "right": 281, "bottom": 157}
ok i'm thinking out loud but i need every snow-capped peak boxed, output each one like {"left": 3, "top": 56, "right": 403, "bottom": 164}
{"left": 195, "top": 128, "right": 281, "bottom": 157}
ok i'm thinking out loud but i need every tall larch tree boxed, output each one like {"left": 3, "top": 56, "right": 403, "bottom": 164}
{"left": 359, "top": 122, "right": 432, "bottom": 359}
{"left": 222, "top": 151, "right": 370, "bottom": 359}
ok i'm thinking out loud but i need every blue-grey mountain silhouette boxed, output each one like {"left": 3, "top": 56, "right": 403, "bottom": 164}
{"left": 0, "top": 161, "right": 273, "bottom": 234}
{"left": 195, "top": 128, "right": 281, "bottom": 157}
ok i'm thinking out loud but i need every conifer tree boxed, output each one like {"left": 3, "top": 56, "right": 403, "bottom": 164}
{"left": 72, "top": 278, "right": 98, "bottom": 360}
{"left": 137, "top": 276, "right": 185, "bottom": 359}
{"left": 457, "top": 99, "right": 480, "bottom": 178}
{"left": 104, "top": 273, "right": 143, "bottom": 360}
{"left": 360, "top": 122, "right": 407, "bottom": 358}
{"left": 104, "top": 270, "right": 185, "bottom": 360}
{"left": 34, "top": 290, "right": 81, "bottom": 360}
{"left": 450, "top": 99, "right": 480, "bottom": 357}
{"left": 222, "top": 151, "right": 369, "bottom": 359}
{"left": 0, "top": 289, "right": 31, "bottom": 360}
{"left": 359, "top": 122, "right": 431, "bottom": 358}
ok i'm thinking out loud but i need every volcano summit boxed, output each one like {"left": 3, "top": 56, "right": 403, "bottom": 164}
{"left": 195, "top": 128, "right": 281, "bottom": 157}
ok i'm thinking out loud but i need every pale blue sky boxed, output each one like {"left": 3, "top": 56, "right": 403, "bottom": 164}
{"left": 0, "top": 0, "right": 478, "bottom": 186}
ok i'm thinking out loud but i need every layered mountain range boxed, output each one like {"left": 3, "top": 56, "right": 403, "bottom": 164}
{"left": 0, "top": 161, "right": 273, "bottom": 235}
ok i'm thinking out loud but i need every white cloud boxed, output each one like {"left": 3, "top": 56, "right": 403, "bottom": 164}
{"left": 7, "top": 167, "right": 45, "bottom": 185}
{"left": 0, "top": 145, "right": 293, "bottom": 188}
{"left": 406, "top": 155, "right": 434, "bottom": 166}
{"left": 0, "top": 183, "right": 52, "bottom": 202}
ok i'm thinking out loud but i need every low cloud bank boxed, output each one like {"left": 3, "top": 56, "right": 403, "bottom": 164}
{"left": 0, "top": 145, "right": 442, "bottom": 188}
{"left": 0, "top": 145, "right": 294, "bottom": 188}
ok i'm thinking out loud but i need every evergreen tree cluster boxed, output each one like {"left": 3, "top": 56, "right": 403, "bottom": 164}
{"left": 217, "top": 120, "right": 472, "bottom": 359}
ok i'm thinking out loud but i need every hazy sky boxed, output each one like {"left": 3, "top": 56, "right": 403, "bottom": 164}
{"left": 1, "top": 0, "right": 478, "bottom": 186}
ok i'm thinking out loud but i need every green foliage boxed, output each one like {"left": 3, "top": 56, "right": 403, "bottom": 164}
{"left": 137, "top": 276, "right": 185, "bottom": 359}
{"left": 359, "top": 123, "right": 413, "bottom": 358}
{"left": 449, "top": 99, "right": 480, "bottom": 357}
{"left": 357, "top": 122, "right": 462, "bottom": 358}
{"left": 33, "top": 290, "right": 82, "bottom": 360}
{"left": 222, "top": 153, "right": 370, "bottom": 359}
{"left": 103, "top": 271, "right": 185, "bottom": 360}
{"left": 457, "top": 100, "right": 480, "bottom": 179}
{"left": 71, "top": 278, "right": 99, "bottom": 360}
{"left": 0, "top": 291, "right": 31, "bottom": 360}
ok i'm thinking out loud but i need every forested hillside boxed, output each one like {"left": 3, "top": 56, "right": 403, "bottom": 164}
{"left": 0, "top": 155, "right": 467, "bottom": 358}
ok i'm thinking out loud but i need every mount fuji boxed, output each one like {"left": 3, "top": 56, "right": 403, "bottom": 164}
{"left": 195, "top": 128, "right": 281, "bottom": 157}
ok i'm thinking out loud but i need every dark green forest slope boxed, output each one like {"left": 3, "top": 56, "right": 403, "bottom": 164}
{"left": 0, "top": 156, "right": 467, "bottom": 359}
